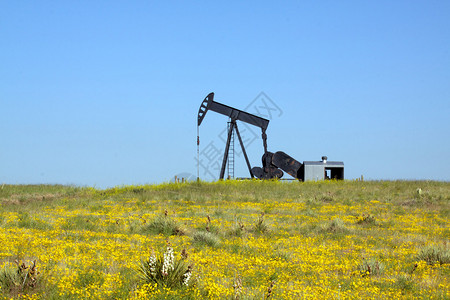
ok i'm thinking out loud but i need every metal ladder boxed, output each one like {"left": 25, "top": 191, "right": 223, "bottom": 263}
{"left": 227, "top": 121, "right": 235, "bottom": 179}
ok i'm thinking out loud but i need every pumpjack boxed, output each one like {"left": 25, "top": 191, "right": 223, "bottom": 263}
{"left": 197, "top": 92, "right": 344, "bottom": 181}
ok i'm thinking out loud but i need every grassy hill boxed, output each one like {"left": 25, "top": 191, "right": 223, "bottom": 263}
{"left": 0, "top": 180, "right": 449, "bottom": 299}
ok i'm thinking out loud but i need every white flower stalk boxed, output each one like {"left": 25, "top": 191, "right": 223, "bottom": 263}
{"left": 148, "top": 254, "right": 157, "bottom": 276}
{"left": 161, "top": 246, "right": 174, "bottom": 276}
{"left": 182, "top": 266, "right": 192, "bottom": 286}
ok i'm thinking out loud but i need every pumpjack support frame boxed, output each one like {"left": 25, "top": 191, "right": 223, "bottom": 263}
{"left": 220, "top": 119, "right": 253, "bottom": 179}
{"left": 197, "top": 92, "right": 270, "bottom": 180}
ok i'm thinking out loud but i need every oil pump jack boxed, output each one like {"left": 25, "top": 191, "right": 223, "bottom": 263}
{"left": 197, "top": 93, "right": 344, "bottom": 181}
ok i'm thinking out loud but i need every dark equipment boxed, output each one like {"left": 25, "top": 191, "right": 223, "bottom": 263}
{"left": 198, "top": 92, "right": 270, "bottom": 179}
{"left": 197, "top": 93, "right": 344, "bottom": 181}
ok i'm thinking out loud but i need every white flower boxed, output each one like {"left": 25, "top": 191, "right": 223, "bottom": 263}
{"left": 162, "top": 246, "right": 174, "bottom": 276}
{"left": 182, "top": 266, "right": 192, "bottom": 286}
{"left": 148, "top": 254, "right": 157, "bottom": 276}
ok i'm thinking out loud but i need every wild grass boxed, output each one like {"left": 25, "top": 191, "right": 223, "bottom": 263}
{"left": 416, "top": 244, "right": 450, "bottom": 265}
{"left": 0, "top": 180, "right": 448, "bottom": 299}
{"left": 144, "top": 213, "right": 185, "bottom": 236}
{"left": 358, "top": 258, "right": 385, "bottom": 277}
{"left": 0, "top": 260, "right": 39, "bottom": 295}
{"left": 192, "top": 231, "right": 220, "bottom": 248}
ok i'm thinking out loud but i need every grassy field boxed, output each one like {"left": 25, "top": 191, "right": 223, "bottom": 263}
{"left": 0, "top": 180, "right": 449, "bottom": 299}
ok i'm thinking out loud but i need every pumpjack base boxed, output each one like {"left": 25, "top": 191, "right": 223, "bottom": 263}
{"left": 251, "top": 166, "right": 283, "bottom": 179}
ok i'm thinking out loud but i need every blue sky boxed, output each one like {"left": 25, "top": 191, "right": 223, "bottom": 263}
{"left": 1, "top": 1, "right": 449, "bottom": 187}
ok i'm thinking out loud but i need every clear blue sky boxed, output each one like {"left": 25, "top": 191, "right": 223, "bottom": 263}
{"left": 1, "top": 1, "right": 449, "bottom": 187}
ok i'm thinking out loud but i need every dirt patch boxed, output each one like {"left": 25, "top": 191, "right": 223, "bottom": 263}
{"left": 1, "top": 193, "right": 60, "bottom": 205}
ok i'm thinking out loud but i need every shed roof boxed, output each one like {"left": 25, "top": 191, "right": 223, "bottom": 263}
{"left": 303, "top": 161, "right": 344, "bottom": 166}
